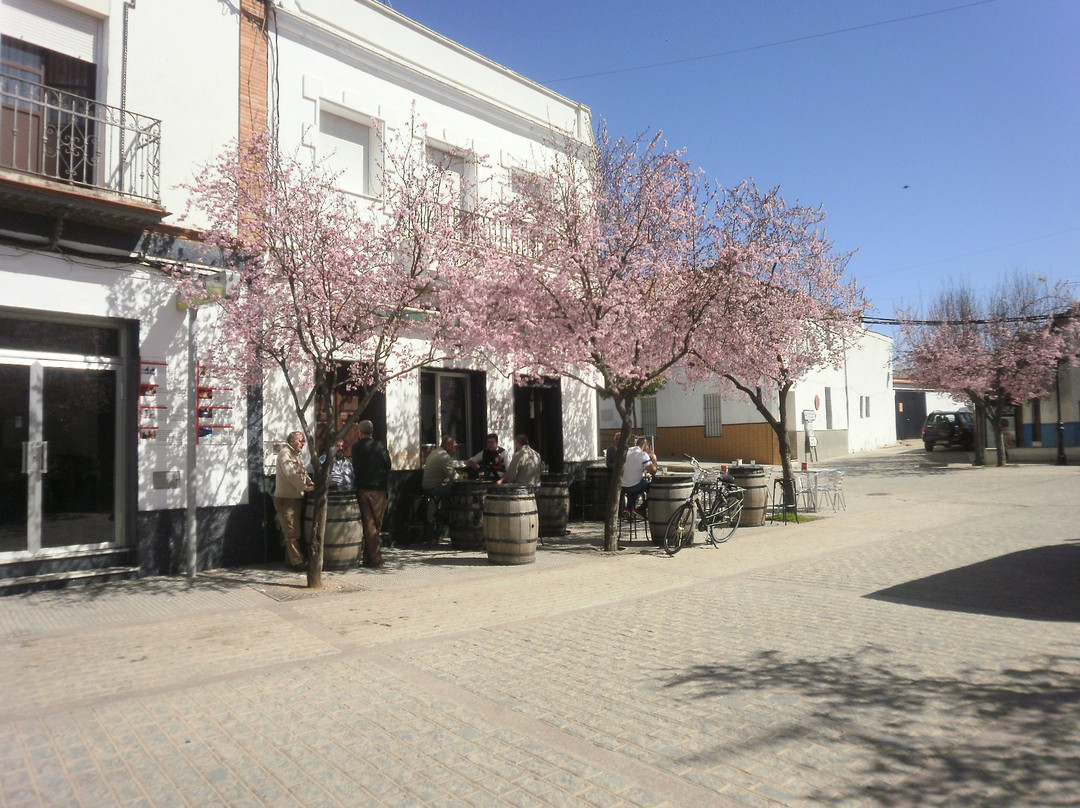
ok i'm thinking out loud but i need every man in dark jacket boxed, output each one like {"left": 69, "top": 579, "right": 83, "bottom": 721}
{"left": 352, "top": 419, "right": 391, "bottom": 568}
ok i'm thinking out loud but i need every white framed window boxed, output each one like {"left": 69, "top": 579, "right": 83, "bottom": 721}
{"left": 704, "top": 393, "right": 723, "bottom": 437}
{"left": 317, "top": 105, "right": 378, "bottom": 197}
{"left": 638, "top": 396, "right": 657, "bottom": 440}
{"left": 426, "top": 145, "right": 468, "bottom": 210}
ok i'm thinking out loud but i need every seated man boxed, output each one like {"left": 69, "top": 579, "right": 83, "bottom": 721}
{"left": 498, "top": 434, "right": 542, "bottom": 489}
{"left": 421, "top": 435, "right": 458, "bottom": 518}
{"left": 466, "top": 432, "right": 510, "bottom": 481}
{"left": 621, "top": 436, "right": 658, "bottom": 516}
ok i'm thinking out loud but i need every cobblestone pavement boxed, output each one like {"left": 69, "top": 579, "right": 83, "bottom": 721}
{"left": 1, "top": 446, "right": 1078, "bottom": 807}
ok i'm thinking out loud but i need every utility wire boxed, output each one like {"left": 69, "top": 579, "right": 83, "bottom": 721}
{"left": 544, "top": 0, "right": 997, "bottom": 84}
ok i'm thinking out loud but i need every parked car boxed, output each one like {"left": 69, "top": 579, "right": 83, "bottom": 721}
{"left": 922, "top": 410, "right": 975, "bottom": 451}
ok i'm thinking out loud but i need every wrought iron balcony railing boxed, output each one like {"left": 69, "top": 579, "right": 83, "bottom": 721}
{"left": 1, "top": 74, "right": 161, "bottom": 204}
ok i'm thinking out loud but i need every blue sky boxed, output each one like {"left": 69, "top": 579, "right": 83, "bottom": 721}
{"left": 394, "top": 0, "right": 1078, "bottom": 322}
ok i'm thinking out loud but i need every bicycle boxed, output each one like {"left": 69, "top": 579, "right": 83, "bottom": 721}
{"left": 663, "top": 454, "right": 744, "bottom": 555}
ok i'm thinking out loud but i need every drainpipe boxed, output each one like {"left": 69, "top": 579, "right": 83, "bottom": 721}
{"left": 119, "top": 1, "right": 136, "bottom": 193}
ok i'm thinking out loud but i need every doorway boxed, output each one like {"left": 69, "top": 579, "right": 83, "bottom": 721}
{"left": 0, "top": 360, "right": 120, "bottom": 554}
{"left": 514, "top": 378, "right": 563, "bottom": 473}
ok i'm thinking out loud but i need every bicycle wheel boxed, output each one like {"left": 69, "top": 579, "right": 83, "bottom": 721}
{"left": 663, "top": 503, "right": 695, "bottom": 556}
{"left": 706, "top": 497, "right": 742, "bottom": 545}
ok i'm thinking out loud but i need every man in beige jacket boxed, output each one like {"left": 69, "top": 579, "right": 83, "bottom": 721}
{"left": 274, "top": 431, "right": 314, "bottom": 570}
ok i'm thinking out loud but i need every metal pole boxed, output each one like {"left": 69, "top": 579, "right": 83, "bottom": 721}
{"left": 1056, "top": 360, "right": 1067, "bottom": 466}
{"left": 186, "top": 305, "right": 198, "bottom": 578}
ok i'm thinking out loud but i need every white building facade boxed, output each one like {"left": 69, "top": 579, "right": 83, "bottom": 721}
{"left": 598, "top": 328, "right": 897, "bottom": 464}
{"left": 0, "top": 0, "right": 596, "bottom": 580}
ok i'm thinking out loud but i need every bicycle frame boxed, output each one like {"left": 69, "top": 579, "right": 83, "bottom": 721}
{"left": 672, "top": 455, "right": 744, "bottom": 546}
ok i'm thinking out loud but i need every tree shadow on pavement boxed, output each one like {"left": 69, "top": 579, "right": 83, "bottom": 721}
{"left": 664, "top": 647, "right": 1080, "bottom": 806}
{"left": 866, "top": 542, "right": 1080, "bottom": 622}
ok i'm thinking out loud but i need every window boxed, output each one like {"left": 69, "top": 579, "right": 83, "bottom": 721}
{"left": 420, "top": 369, "right": 488, "bottom": 455}
{"left": 704, "top": 393, "right": 723, "bottom": 437}
{"left": 638, "top": 396, "right": 657, "bottom": 442}
{"left": 824, "top": 387, "right": 833, "bottom": 430}
{"left": 318, "top": 107, "right": 374, "bottom": 196}
{"left": 1, "top": 38, "right": 97, "bottom": 184}
{"left": 426, "top": 146, "right": 467, "bottom": 210}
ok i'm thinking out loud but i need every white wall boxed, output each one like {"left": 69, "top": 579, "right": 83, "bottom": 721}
{"left": 598, "top": 328, "right": 897, "bottom": 455}
{"left": 118, "top": 0, "right": 240, "bottom": 224}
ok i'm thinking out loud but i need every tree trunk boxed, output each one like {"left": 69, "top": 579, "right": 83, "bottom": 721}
{"left": 603, "top": 402, "right": 636, "bottom": 552}
{"left": 989, "top": 401, "right": 1008, "bottom": 467}
{"left": 305, "top": 459, "right": 331, "bottom": 589}
{"left": 727, "top": 376, "right": 792, "bottom": 513}
{"left": 970, "top": 398, "right": 987, "bottom": 466}
{"left": 774, "top": 386, "right": 795, "bottom": 511}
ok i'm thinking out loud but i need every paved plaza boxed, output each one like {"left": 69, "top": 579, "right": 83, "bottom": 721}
{"left": 1, "top": 445, "right": 1078, "bottom": 807}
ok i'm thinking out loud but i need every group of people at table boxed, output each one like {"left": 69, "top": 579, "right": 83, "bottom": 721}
{"left": 271, "top": 420, "right": 391, "bottom": 572}
{"left": 273, "top": 428, "right": 543, "bottom": 569}
{"left": 421, "top": 432, "right": 543, "bottom": 517}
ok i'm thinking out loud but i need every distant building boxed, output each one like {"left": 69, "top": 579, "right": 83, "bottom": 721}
{"left": 598, "top": 329, "right": 896, "bottom": 464}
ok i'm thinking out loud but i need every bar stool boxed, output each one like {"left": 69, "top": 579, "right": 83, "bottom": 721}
{"left": 771, "top": 477, "right": 799, "bottom": 524}
{"left": 618, "top": 489, "right": 647, "bottom": 546}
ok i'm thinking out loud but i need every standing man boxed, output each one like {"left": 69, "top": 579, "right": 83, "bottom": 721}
{"left": 352, "top": 420, "right": 390, "bottom": 569}
{"left": 499, "top": 434, "right": 542, "bottom": 488}
{"left": 274, "top": 430, "right": 314, "bottom": 571}
{"left": 605, "top": 431, "right": 621, "bottom": 468}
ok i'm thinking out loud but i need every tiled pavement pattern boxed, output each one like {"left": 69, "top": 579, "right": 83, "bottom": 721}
{"left": 1, "top": 446, "right": 1078, "bottom": 806}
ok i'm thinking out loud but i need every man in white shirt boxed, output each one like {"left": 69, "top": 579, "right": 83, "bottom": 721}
{"left": 621, "top": 437, "right": 658, "bottom": 516}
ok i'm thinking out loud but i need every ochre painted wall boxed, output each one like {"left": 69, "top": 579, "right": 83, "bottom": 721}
{"left": 655, "top": 424, "right": 782, "bottom": 466}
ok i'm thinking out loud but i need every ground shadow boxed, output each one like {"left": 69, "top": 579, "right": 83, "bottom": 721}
{"left": 841, "top": 445, "right": 976, "bottom": 477}
{"left": 663, "top": 647, "right": 1080, "bottom": 805}
{"left": 866, "top": 542, "right": 1080, "bottom": 622}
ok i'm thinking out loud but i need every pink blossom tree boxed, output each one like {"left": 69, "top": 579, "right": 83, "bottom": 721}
{"left": 471, "top": 126, "right": 801, "bottom": 550}
{"left": 688, "top": 186, "right": 865, "bottom": 511}
{"left": 177, "top": 119, "right": 492, "bottom": 587}
{"left": 899, "top": 274, "right": 1079, "bottom": 466}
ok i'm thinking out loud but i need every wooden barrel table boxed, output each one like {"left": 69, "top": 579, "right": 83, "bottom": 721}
{"left": 450, "top": 480, "right": 491, "bottom": 550}
{"left": 647, "top": 474, "right": 695, "bottom": 545}
{"left": 537, "top": 473, "right": 570, "bottom": 537}
{"left": 483, "top": 486, "right": 539, "bottom": 565}
{"left": 728, "top": 464, "right": 767, "bottom": 527}
{"left": 303, "top": 490, "right": 362, "bottom": 570}
{"left": 583, "top": 466, "right": 611, "bottom": 521}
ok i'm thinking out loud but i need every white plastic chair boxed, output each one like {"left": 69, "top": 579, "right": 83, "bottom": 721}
{"left": 816, "top": 469, "right": 846, "bottom": 511}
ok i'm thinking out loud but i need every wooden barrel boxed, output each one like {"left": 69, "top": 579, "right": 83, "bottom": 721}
{"left": 303, "top": 490, "right": 362, "bottom": 570}
{"left": 483, "top": 487, "right": 539, "bottom": 565}
{"left": 450, "top": 480, "right": 491, "bottom": 551}
{"left": 729, "top": 464, "right": 766, "bottom": 527}
{"left": 647, "top": 474, "right": 694, "bottom": 544}
{"left": 583, "top": 466, "right": 611, "bottom": 521}
{"left": 537, "top": 473, "right": 570, "bottom": 537}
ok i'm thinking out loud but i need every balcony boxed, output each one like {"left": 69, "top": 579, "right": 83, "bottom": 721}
{"left": 0, "top": 74, "right": 164, "bottom": 237}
